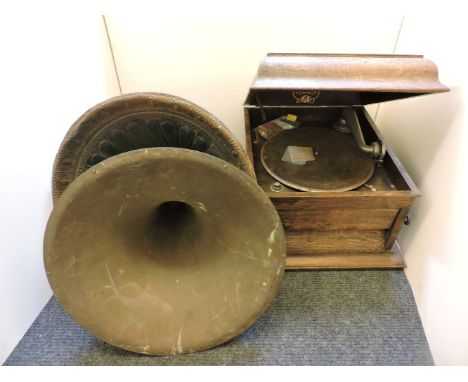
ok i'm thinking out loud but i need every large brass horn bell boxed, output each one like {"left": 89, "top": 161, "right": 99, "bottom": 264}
{"left": 44, "top": 93, "right": 286, "bottom": 355}
{"left": 52, "top": 93, "right": 255, "bottom": 201}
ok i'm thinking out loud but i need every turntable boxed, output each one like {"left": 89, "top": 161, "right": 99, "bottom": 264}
{"left": 244, "top": 53, "right": 449, "bottom": 269}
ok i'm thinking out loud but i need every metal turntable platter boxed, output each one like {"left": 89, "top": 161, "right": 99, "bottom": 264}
{"left": 261, "top": 126, "right": 375, "bottom": 192}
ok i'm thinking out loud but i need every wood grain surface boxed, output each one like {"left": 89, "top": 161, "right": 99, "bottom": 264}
{"left": 241, "top": 53, "right": 443, "bottom": 269}
{"left": 285, "top": 251, "right": 404, "bottom": 269}
{"left": 279, "top": 209, "right": 398, "bottom": 231}
{"left": 286, "top": 230, "right": 385, "bottom": 254}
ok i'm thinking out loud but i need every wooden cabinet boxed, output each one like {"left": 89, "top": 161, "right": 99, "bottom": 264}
{"left": 244, "top": 54, "right": 448, "bottom": 269}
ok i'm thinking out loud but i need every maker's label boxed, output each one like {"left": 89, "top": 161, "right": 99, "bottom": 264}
{"left": 292, "top": 90, "right": 320, "bottom": 104}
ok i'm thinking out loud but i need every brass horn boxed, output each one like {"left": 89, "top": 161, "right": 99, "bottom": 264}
{"left": 44, "top": 94, "right": 286, "bottom": 355}
{"left": 52, "top": 92, "right": 255, "bottom": 201}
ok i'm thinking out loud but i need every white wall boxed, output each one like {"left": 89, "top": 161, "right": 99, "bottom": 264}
{"left": 0, "top": 16, "right": 120, "bottom": 364}
{"left": 376, "top": 15, "right": 468, "bottom": 365}
{"left": 105, "top": 12, "right": 403, "bottom": 144}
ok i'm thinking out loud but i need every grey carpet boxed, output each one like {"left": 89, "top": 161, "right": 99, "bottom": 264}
{"left": 4, "top": 270, "right": 433, "bottom": 366}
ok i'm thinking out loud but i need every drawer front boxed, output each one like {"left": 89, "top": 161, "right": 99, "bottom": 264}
{"left": 272, "top": 195, "right": 414, "bottom": 210}
{"left": 279, "top": 209, "right": 398, "bottom": 231}
{"left": 286, "top": 230, "right": 385, "bottom": 255}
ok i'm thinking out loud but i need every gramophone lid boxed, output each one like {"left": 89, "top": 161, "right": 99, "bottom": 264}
{"left": 245, "top": 53, "right": 449, "bottom": 107}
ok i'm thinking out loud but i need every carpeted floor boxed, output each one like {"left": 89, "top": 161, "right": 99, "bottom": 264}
{"left": 4, "top": 270, "right": 433, "bottom": 366}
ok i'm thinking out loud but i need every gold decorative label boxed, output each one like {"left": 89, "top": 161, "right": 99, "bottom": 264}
{"left": 292, "top": 90, "right": 320, "bottom": 104}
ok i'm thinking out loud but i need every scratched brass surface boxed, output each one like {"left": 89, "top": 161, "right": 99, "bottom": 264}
{"left": 44, "top": 148, "right": 286, "bottom": 355}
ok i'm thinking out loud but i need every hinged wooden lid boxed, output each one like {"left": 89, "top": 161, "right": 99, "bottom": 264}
{"left": 246, "top": 53, "right": 449, "bottom": 106}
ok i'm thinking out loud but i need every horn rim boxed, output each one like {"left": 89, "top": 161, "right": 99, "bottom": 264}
{"left": 52, "top": 92, "right": 255, "bottom": 203}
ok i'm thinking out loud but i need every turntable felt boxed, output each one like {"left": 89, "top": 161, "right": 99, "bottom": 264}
{"left": 260, "top": 126, "right": 375, "bottom": 192}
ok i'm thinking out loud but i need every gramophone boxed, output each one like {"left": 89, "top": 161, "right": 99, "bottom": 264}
{"left": 243, "top": 53, "right": 448, "bottom": 269}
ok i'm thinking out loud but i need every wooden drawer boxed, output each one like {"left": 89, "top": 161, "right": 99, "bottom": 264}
{"left": 286, "top": 230, "right": 385, "bottom": 255}
{"left": 279, "top": 209, "right": 398, "bottom": 231}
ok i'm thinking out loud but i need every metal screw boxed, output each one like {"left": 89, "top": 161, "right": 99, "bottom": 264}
{"left": 364, "top": 184, "right": 376, "bottom": 192}
{"left": 271, "top": 182, "right": 284, "bottom": 192}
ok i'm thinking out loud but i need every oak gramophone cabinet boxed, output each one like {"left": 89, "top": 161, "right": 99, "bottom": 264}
{"left": 244, "top": 53, "right": 448, "bottom": 269}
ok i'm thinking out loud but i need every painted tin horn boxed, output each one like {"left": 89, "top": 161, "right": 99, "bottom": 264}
{"left": 44, "top": 93, "right": 286, "bottom": 355}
